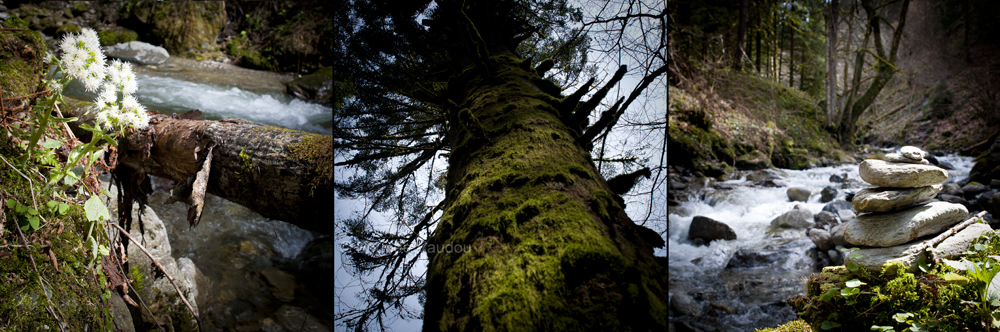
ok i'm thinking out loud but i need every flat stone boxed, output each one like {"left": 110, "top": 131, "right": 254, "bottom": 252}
{"left": 787, "top": 187, "right": 811, "bottom": 202}
{"left": 852, "top": 184, "right": 943, "bottom": 213}
{"left": 844, "top": 201, "right": 968, "bottom": 247}
{"left": 838, "top": 210, "right": 856, "bottom": 223}
{"left": 900, "top": 146, "right": 927, "bottom": 160}
{"left": 883, "top": 153, "right": 929, "bottom": 164}
{"left": 935, "top": 223, "right": 993, "bottom": 259}
{"left": 859, "top": 159, "right": 949, "bottom": 188}
{"left": 844, "top": 221, "right": 990, "bottom": 277}
{"left": 830, "top": 222, "right": 849, "bottom": 247}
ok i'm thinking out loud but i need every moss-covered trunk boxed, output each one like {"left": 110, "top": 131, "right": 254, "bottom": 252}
{"left": 421, "top": 53, "right": 667, "bottom": 331}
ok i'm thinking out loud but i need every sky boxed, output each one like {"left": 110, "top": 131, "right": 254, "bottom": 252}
{"left": 333, "top": 1, "right": 665, "bottom": 330}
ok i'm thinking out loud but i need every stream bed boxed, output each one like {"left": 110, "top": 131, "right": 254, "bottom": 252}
{"left": 67, "top": 58, "right": 334, "bottom": 330}
{"left": 668, "top": 154, "right": 975, "bottom": 331}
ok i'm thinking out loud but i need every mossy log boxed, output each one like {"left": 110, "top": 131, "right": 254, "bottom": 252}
{"left": 63, "top": 107, "right": 333, "bottom": 235}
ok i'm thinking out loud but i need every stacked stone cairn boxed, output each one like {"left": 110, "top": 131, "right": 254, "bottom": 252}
{"left": 841, "top": 146, "right": 990, "bottom": 275}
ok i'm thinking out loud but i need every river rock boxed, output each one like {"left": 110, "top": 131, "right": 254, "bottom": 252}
{"left": 843, "top": 201, "right": 968, "bottom": 247}
{"left": 900, "top": 146, "right": 927, "bottom": 160}
{"left": 943, "top": 183, "right": 963, "bottom": 196}
{"left": 770, "top": 205, "right": 815, "bottom": 229}
{"left": 807, "top": 228, "right": 833, "bottom": 251}
{"left": 882, "top": 152, "right": 929, "bottom": 164}
{"left": 286, "top": 67, "right": 333, "bottom": 104}
{"left": 830, "top": 223, "right": 850, "bottom": 247}
{"left": 103, "top": 41, "right": 170, "bottom": 65}
{"left": 787, "top": 187, "right": 811, "bottom": 202}
{"left": 962, "top": 183, "right": 987, "bottom": 199}
{"left": 822, "top": 199, "right": 854, "bottom": 215}
{"left": 838, "top": 210, "right": 856, "bottom": 223}
{"left": 937, "top": 194, "right": 968, "bottom": 206}
{"left": 829, "top": 173, "right": 847, "bottom": 183}
{"left": 687, "top": 216, "right": 737, "bottom": 244}
{"left": 844, "top": 221, "right": 988, "bottom": 277}
{"left": 859, "top": 159, "right": 949, "bottom": 188}
{"left": 671, "top": 291, "right": 702, "bottom": 317}
{"left": 820, "top": 186, "right": 838, "bottom": 203}
{"left": 988, "top": 192, "right": 1000, "bottom": 217}
{"left": 852, "top": 184, "right": 943, "bottom": 213}
{"left": 262, "top": 266, "right": 297, "bottom": 302}
{"left": 936, "top": 223, "right": 993, "bottom": 259}
{"left": 814, "top": 211, "right": 838, "bottom": 229}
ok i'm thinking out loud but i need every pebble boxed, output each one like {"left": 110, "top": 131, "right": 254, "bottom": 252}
{"left": 900, "top": 146, "right": 926, "bottom": 160}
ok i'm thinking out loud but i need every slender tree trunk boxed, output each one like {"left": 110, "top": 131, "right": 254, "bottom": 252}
{"left": 789, "top": 23, "right": 795, "bottom": 87}
{"left": 826, "top": 0, "right": 839, "bottom": 124}
{"left": 777, "top": 24, "right": 783, "bottom": 83}
{"left": 838, "top": 0, "right": 910, "bottom": 142}
{"left": 964, "top": 0, "right": 971, "bottom": 63}
{"left": 756, "top": 28, "right": 762, "bottom": 73}
{"left": 64, "top": 108, "right": 334, "bottom": 234}
{"left": 736, "top": 0, "right": 748, "bottom": 70}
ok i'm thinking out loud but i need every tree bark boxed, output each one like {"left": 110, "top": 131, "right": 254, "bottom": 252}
{"left": 420, "top": 53, "right": 667, "bottom": 331}
{"left": 837, "top": 0, "right": 910, "bottom": 142}
{"left": 736, "top": 0, "right": 748, "bottom": 71}
{"left": 789, "top": 21, "right": 795, "bottom": 87}
{"left": 826, "top": 0, "right": 839, "bottom": 124}
{"left": 64, "top": 108, "right": 334, "bottom": 235}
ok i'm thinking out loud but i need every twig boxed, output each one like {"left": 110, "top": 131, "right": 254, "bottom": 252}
{"left": 52, "top": 104, "right": 76, "bottom": 141}
{"left": 5, "top": 89, "right": 51, "bottom": 101}
{"left": 927, "top": 211, "right": 988, "bottom": 263}
{"left": 108, "top": 222, "right": 201, "bottom": 328}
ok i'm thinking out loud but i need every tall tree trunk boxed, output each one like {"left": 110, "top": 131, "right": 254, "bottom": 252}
{"left": 420, "top": 53, "right": 667, "bottom": 330}
{"left": 826, "top": 0, "right": 839, "bottom": 124}
{"left": 837, "top": 0, "right": 910, "bottom": 142}
{"left": 777, "top": 24, "right": 783, "bottom": 83}
{"left": 736, "top": 0, "right": 748, "bottom": 70}
{"left": 963, "top": 0, "right": 971, "bottom": 63}
{"left": 789, "top": 23, "right": 795, "bottom": 88}
{"left": 756, "top": 28, "right": 763, "bottom": 74}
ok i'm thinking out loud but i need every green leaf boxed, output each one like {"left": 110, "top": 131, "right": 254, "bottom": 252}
{"left": 84, "top": 196, "right": 109, "bottom": 222}
{"left": 98, "top": 244, "right": 109, "bottom": 257}
{"left": 40, "top": 138, "right": 62, "bottom": 149}
{"left": 846, "top": 261, "right": 859, "bottom": 272}
{"left": 15, "top": 203, "right": 27, "bottom": 213}
{"left": 6, "top": 199, "right": 15, "bottom": 209}
{"left": 893, "top": 312, "right": 914, "bottom": 323}
{"left": 46, "top": 200, "right": 58, "bottom": 211}
{"left": 27, "top": 208, "right": 38, "bottom": 216}
{"left": 819, "top": 287, "right": 840, "bottom": 302}
{"left": 976, "top": 243, "right": 987, "bottom": 251}
{"left": 846, "top": 279, "right": 866, "bottom": 288}
{"left": 841, "top": 287, "right": 860, "bottom": 296}
{"left": 821, "top": 320, "right": 841, "bottom": 330}
{"left": 917, "top": 256, "right": 931, "bottom": 272}
{"left": 871, "top": 325, "right": 895, "bottom": 331}
{"left": 942, "top": 273, "right": 970, "bottom": 284}
{"left": 28, "top": 216, "right": 39, "bottom": 230}
{"left": 58, "top": 202, "right": 69, "bottom": 215}
{"left": 48, "top": 116, "right": 78, "bottom": 123}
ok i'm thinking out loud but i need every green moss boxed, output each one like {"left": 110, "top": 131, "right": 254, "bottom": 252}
{"left": 226, "top": 34, "right": 272, "bottom": 70}
{"left": 98, "top": 27, "right": 139, "bottom": 46}
{"left": 56, "top": 23, "right": 82, "bottom": 37}
{"left": 0, "top": 17, "right": 47, "bottom": 99}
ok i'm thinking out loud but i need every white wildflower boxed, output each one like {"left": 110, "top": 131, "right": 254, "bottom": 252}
{"left": 46, "top": 80, "right": 63, "bottom": 93}
{"left": 106, "top": 59, "right": 124, "bottom": 87}
{"left": 59, "top": 28, "right": 106, "bottom": 92}
{"left": 99, "top": 83, "right": 117, "bottom": 104}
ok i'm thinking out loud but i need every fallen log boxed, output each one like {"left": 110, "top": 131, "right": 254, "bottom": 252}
{"left": 64, "top": 106, "right": 333, "bottom": 235}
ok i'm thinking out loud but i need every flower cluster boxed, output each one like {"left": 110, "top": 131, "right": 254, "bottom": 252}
{"left": 58, "top": 28, "right": 148, "bottom": 131}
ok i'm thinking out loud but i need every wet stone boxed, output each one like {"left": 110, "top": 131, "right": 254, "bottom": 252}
{"left": 844, "top": 201, "right": 968, "bottom": 247}
{"left": 859, "top": 159, "right": 949, "bottom": 188}
{"left": 852, "top": 184, "right": 943, "bottom": 213}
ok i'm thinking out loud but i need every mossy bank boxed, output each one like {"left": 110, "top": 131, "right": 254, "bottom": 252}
{"left": 669, "top": 70, "right": 855, "bottom": 177}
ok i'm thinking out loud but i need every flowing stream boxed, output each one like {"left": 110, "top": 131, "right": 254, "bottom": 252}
{"left": 668, "top": 153, "right": 975, "bottom": 331}
{"left": 66, "top": 61, "right": 334, "bottom": 330}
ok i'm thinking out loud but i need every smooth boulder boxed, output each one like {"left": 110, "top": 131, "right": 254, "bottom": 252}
{"left": 844, "top": 201, "right": 968, "bottom": 247}
{"left": 820, "top": 186, "right": 838, "bottom": 203}
{"left": 882, "top": 152, "right": 929, "bottom": 164}
{"left": 859, "top": 159, "right": 949, "bottom": 188}
{"left": 787, "top": 187, "right": 811, "bottom": 202}
{"left": 103, "top": 41, "right": 170, "bottom": 65}
{"left": 808, "top": 228, "right": 833, "bottom": 251}
{"left": 770, "top": 205, "right": 815, "bottom": 229}
{"left": 688, "top": 216, "right": 737, "bottom": 244}
{"left": 852, "top": 184, "right": 943, "bottom": 213}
